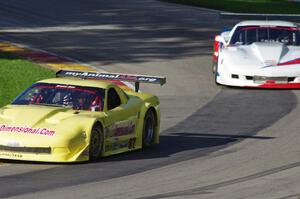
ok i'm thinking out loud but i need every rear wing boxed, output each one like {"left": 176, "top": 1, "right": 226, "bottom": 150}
{"left": 56, "top": 70, "right": 166, "bottom": 92}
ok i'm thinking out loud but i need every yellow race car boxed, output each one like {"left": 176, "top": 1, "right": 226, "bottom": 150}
{"left": 0, "top": 70, "right": 166, "bottom": 162}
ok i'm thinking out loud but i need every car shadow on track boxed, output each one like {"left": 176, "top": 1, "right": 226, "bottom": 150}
{"left": 103, "top": 88, "right": 293, "bottom": 162}
{"left": 0, "top": 132, "right": 274, "bottom": 165}
{"left": 0, "top": 89, "right": 295, "bottom": 165}
{"left": 102, "top": 132, "right": 274, "bottom": 162}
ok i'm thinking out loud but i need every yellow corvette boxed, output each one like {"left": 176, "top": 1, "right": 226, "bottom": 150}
{"left": 0, "top": 70, "right": 166, "bottom": 162}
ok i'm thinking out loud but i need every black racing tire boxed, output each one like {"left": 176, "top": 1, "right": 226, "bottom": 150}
{"left": 213, "top": 62, "right": 223, "bottom": 86}
{"left": 215, "top": 73, "right": 220, "bottom": 86}
{"left": 142, "top": 110, "right": 156, "bottom": 148}
{"left": 214, "top": 70, "right": 220, "bottom": 86}
{"left": 215, "top": 75, "right": 227, "bottom": 88}
{"left": 213, "top": 60, "right": 228, "bottom": 89}
{"left": 212, "top": 62, "right": 220, "bottom": 85}
{"left": 89, "top": 124, "right": 104, "bottom": 161}
{"left": 212, "top": 62, "right": 217, "bottom": 74}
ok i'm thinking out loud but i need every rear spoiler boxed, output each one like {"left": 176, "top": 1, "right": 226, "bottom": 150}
{"left": 56, "top": 70, "right": 166, "bottom": 92}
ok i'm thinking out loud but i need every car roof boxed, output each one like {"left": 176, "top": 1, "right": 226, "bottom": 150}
{"left": 38, "top": 77, "right": 114, "bottom": 89}
{"left": 236, "top": 20, "right": 297, "bottom": 27}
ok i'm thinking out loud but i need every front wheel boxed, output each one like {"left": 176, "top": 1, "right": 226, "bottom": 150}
{"left": 142, "top": 110, "right": 156, "bottom": 148}
{"left": 89, "top": 124, "right": 103, "bottom": 161}
{"left": 212, "top": 62, "right": 217, "bottom": 74}
{"left": 213, "top": 62, "right": 222, "bottom": 86}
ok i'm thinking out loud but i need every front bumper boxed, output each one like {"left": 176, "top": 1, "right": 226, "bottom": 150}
{"left": 216, "top": 63, "right": 300, "bottom": 88}
{"left": 217, "top": 73, "right": 300, "bottom": 88}
{"left": 0, "top": 144, "right": 89, "bottom": 163}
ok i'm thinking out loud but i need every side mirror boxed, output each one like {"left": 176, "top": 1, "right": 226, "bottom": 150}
{"left": 222, "top": 31, "right": 230, "bottom": 43}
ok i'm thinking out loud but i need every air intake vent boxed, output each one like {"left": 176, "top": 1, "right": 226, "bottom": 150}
{"left": 231, "top": 74, "right": 239, "bottom": 79}
{"left": 288, "top": 77, "right": 296, "bottom": 82}
{"left": 0, "top": 145, "right": 51, "bottom": 154}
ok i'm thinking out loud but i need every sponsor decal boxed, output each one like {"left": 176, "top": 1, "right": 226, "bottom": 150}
{"left": 58, "top": 71, "right": 164, "bottom": 84}
{"left": 106, "top": 121, "right": 135, "bottom": 138}
{"left": 55, "top": 85, "right": 75, "bottom": 89}
{"left": 0, "top": 152, "right": 23, "bottom": 158}
{"left": 105, "top": 140, "right": 130, "bottom": 151}
{"left": 105, "top": 137, "right": 137, "bottom": 151}
{"left": 6, "top": 140, "right": 20, "bottom": 147}
{"left": 0, "top": 124, "right": 56, "bottom": 137}
{"left": 114, "top": 123, "right": 135, "bottom": 137}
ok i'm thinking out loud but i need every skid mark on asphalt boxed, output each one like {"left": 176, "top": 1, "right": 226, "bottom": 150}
{"left": 138, "top": 161, "right": 300, "bottom": 199}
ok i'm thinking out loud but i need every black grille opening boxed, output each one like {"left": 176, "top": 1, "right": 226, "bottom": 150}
{"left": 0, "top": 145, "right": 51, "bottom": 154}
{"left": 246, "top": 76, "right": 253, "bottom": 80}
{"left": 231, "top": 74, "right": 239, "bottom": 79}
{"left": 288, "top": 77, "right": 296, "bottom": 82}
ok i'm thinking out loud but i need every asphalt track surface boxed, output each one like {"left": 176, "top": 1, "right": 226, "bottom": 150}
{"left": 0, "top": 1, "right": 300, "bottom": 198}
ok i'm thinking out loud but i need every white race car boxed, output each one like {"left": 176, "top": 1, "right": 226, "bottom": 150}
{"left": 213, "top": 20, "right": 300, "bottom": 88}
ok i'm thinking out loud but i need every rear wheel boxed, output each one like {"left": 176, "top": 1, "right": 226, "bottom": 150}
{"left": 89, "top": 124, "right": 103, "bottom": 161}
{"left": 212, "top": 62, "right": 217, "bottom": 74}
{"left": 142, "top": 110, "right": 156, "bottom": 148}
{"left": 143, "top": 110, "right": 156, "bottom": 148}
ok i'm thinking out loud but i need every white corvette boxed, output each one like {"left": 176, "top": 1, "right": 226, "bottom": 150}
{"left": 213, "top": 20, "right": 300, "bottom": 88}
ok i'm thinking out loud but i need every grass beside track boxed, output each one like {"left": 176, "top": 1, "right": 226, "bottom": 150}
{"left": 162, "top": 0, "right": 300, "bottom": 14}
{"left": 0, "top": 52, "right": 54, "bottom": 107}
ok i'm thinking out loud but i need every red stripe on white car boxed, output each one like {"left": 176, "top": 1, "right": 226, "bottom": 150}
{"left": 277, "top": 58, "right": 300, "bottom": 66}
{"left": 255, "top": 83, "right": 300, "bottom": 89}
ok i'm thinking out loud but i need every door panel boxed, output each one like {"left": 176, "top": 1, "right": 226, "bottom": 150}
{"left": 103, "top": 87, "right": 140, "bottom": 154}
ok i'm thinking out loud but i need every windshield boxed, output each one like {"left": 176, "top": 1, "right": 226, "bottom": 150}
{"left": 230, "top": 26, "right": 300, "bottom": 46}
{"left": 12, "top": 83, "right": 105, "bottom": 112}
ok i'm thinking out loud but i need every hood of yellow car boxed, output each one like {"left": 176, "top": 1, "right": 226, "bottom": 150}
{"left": 0, "top": 105, "right": 77, "bottom": 127}
{"left": 0, "top": 104, "right": 98, "bottom": 142}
